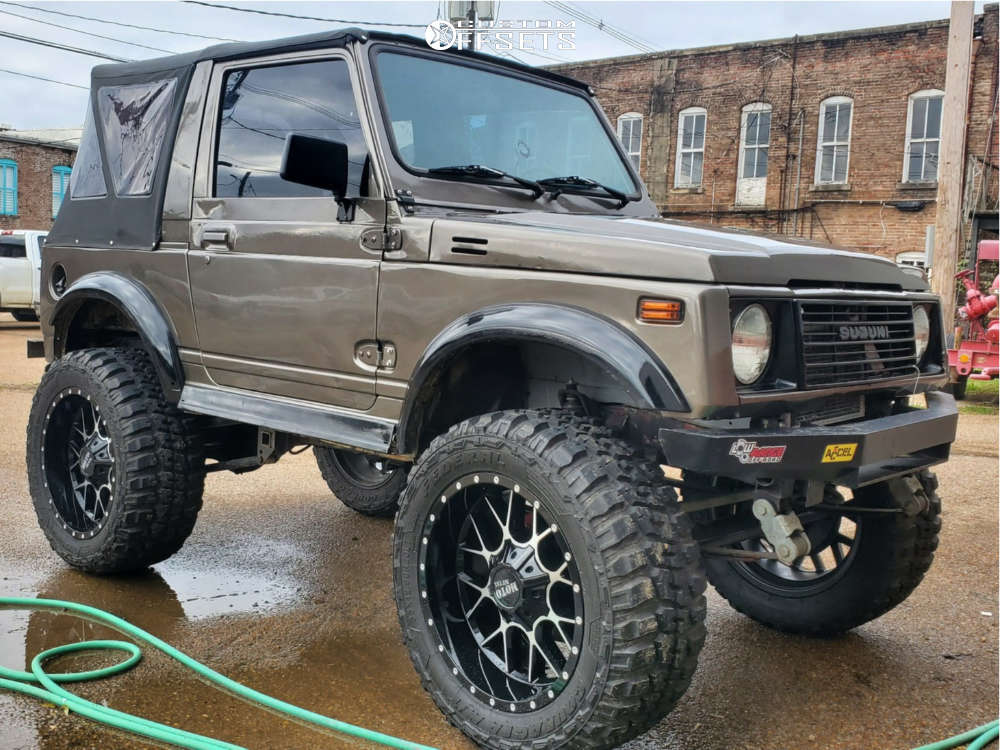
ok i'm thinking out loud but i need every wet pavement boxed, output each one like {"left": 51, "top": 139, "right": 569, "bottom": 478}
{"left": 0, "top": 314, "right": 997, "bottom": 750}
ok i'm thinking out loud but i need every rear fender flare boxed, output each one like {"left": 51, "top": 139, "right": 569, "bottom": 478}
{"left": 396, "top": 303, "right": 687, "bottom": 454}
{"left": 50, "top": 272, "right": 183, "bottom": 401}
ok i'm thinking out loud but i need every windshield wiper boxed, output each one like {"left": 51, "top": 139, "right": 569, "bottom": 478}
{"left": 427, "top": 164, "right": 544, "bottom": 198}
{"left": 536, "top": 175, "right": 634, "bottom": 209}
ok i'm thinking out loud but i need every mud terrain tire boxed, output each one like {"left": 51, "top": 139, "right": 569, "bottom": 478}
{"left": 314, "top": 446, "right": 407, "bottom": 517}
{"left": 704, "top": 471, "right": 941, "bottom": 636}
{"left": 393, "top": 409, "right": 706, "bottom": 749}
{"left": 26, "top": 347, "right": 204, "bottom": 574}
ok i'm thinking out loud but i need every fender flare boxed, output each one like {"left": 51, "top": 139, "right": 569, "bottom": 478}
{"left": 396, "top": 303, "right": 688, "bottom": 454}
{"left": 50, "top": 272, "right": 183, "bottom": 401}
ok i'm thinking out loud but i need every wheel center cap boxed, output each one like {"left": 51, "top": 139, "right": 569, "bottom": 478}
{"left": 488, "top": 564, "right": 523, "bottom": 610}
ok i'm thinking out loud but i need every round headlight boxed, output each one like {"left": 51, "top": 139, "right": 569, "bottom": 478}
{"left": 732, "top": 304, "right": 773, "bottom": 385}
{"left": 913, "top": 304, "right": 931, "bottom": 361}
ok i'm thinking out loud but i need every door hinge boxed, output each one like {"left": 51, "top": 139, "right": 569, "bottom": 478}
{"left": 355, "top": 340, "right": 397, "bottom": 371}
{"left": 360, "top": 226, "right": 403, "bottom": 252}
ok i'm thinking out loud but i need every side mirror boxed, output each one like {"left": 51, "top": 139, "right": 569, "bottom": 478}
{"left": 280, "top": 133, "right": 350, "bottom": 199}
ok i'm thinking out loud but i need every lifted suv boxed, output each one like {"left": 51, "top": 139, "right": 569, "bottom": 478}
{"left": 28, "top": 28, "right": 957, "bottom": 750}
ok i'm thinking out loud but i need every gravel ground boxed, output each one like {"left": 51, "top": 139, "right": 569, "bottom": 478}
{"left": 0, "top": 314, "right": 996, "bottom": 750}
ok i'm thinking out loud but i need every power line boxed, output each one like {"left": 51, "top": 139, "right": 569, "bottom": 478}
{"left": 544, "top": 1, "right": 656, "bottom": 53}
{"left": 0, "top": 30, "right": 132, "bottom": 62}
{"left": 0, "top": 67, "right": 88, "bottom": 89}
{"left": 0, "top": 7, "right": 177, "bottom": 54}
{"left": 181, "top": 1, "right": 426, "bottom": 29}
{"left": 0, "top": 1, "right": 241, "bottom": 42}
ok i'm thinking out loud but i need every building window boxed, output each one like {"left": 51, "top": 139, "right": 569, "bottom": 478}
{"left": 617, "top": 113, "right": 643, "bottom": 170}
{"left": 815, "top": 97, "right": 853, "bottom": 184}
{"left": 896, "top": 250, "right": 927, "bottom": 269}
{"left": 675, "top": 107, "right": 706, "bottom": 187}
{"left": 52, "top": 166, "right": 72, "bottom": 218}
{"left": 904, "top": 89, "right": 944, "bottom": 183}
{"left": 0, "top": 159, "right": 16, "bottom": 215}
{"left": 737, "top": 102, "right": 771, "bottom": 206}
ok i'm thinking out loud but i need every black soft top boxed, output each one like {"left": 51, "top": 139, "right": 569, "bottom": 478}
{"left": 48, "top": 28, "right": 588, "bottom": 253}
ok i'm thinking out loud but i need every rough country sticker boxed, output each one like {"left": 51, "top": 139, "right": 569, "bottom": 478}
{"left": 729, "top": 439, "right": 787, "bottom": 465}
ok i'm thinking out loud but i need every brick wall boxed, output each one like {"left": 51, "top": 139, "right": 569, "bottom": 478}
{"left": 0, "top": 140, "right": 76, "bottom": 231}
{"left": 552, "top": 6, "right": 999, "bottom": 262}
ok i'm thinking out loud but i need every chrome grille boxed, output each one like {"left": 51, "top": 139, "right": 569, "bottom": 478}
{"left": 799, "top": 300, "right": 917, "bottom": 388}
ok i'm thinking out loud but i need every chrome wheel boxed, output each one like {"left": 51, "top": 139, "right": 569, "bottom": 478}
{"left": 420, "top": 473, "right": 583, "bottom": 712}
{"left": 41, "top": 388, "right": 115, "bottom": 538}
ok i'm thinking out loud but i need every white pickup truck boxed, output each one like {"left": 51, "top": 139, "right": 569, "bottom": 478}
{"left": 0, "top": 229, "right": 44, "bottom": 322}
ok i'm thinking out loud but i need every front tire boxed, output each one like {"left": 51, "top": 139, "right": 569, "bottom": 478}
{"left": 701, "top": 471, "right": 941, "bottom": 636}
{"left": 314, "top": 446, "right": 407, "bottom": 517}
{"left": 26, "top": 347, "right": 205, "bottom": 574}
{"left": 393, "top": 410, "right": 706, "bottom": 750}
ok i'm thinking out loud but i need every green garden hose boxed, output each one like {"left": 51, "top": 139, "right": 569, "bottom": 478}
{"left": 912, "top": 720, "right": 1000, "bottom": 750}
{"left": 0, "top": 596, "right": 437, "bottom": 750}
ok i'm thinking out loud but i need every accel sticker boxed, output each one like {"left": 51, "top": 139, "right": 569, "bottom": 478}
{"left": 822, "top": 443, "right": 857, "bottom": 463}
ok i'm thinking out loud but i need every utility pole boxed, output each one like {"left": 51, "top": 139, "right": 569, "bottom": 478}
{"left": 932, "top": 1, "right": 974, "bottom": 332}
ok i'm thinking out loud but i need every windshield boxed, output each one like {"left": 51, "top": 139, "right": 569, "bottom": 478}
{"left": 375, "top": 51, "right": 639, "bottom": 196}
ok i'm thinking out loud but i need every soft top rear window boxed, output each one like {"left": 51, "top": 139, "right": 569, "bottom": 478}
{"left": 97, "top": 78, "right": 177, "bottom": 196}
{"left": 71, "top": 103, "right": 107, "bottom": 199}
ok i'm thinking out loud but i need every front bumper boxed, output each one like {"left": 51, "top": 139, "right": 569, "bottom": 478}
{"left": 659, "top": 391, "right": 958, "bottom": 488}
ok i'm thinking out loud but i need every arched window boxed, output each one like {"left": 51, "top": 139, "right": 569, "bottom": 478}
{"left": 815, "top": 96, "right": 853, "bottom": 185}
{"left": 675, "top": 107, "right": 706, "bottom": 187}
{"left": 904, "top": 89, "right": 944, "bottom": 183}
{"left": 896, "top": 250, "right": 928, "bottom": 269}
{"left": 737, "top": 102, "right": 771, "bottom": 205}
{"left": 0, "top": 159, "right": 16, "bottom": 216}
{"left": 617, "top": 113, "right": 643, "bottom": 170}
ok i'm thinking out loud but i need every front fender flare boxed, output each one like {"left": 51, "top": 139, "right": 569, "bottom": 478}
{"left": 51, "top": 272, "right": 183, "bottom": 401}
{"left": 396, "top": 303, "right": 687, "bottom": 454}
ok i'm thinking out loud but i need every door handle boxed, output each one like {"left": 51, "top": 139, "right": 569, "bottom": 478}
{"left": 201, "top": 228, "right": 231, "bottom": 251}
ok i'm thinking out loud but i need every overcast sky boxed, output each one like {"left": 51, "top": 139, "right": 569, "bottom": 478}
{"left": 0, "top": 0, "right": 987, "bottom": 130}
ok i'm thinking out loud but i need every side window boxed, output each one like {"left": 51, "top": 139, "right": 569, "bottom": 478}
{"left": 815, "top": 96, "right": 853, "bottom": 185}
{"left": 675, "top": 107, "right": 706, "bottom": 188}
{"left": 214, "top": 58, "right": 367, "bottom": 198}
{"left": 904, "top": 89, "right": 944, "bottom": 183}
{"left": 52, "top": 166, "right": 72, "bottom": 218}
{"left": 0, "top": 159, "right": 17, "bottom": 215}
{"left": 0, "top": 238, "right": 27, "bottom": 258}
{"left": 617, "top": 113, "right": 643, "bottom": 171}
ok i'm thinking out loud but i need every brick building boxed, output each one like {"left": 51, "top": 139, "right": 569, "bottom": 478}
{"left": 551, "top": 6, "right": 999, "bottom": 270}
{"left": 0, "top": 129, "right": 79, "bottom": 232}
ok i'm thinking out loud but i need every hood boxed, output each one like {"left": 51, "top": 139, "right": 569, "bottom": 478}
{"left": 428, "top": 212, "right": 927, "bottom": 291}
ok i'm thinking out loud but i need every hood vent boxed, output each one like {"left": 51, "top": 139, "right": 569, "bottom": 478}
{"left": 451, "top": 236, "right": 488, "bottom": 256}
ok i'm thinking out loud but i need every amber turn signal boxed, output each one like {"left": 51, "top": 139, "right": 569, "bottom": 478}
{"left": 638, "top": 298, "right": 684, "bottom": 323}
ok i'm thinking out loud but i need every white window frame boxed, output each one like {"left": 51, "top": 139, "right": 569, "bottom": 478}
{"left": 617, "top": 112, "right": 643, "bottom": 171}
{"left": 814, "top": 96, "right": 853, "bottom": 185}
{"left": 895, "top": 250, "right": 928, "bottom": 269}
{"left": 736, "top": 102, "right": 771, "bottom": 205}
{"left": 674, "top": 106, "right": 707, "bottom": 188}
{"left": 903, "top": 89, "right": 944, "bottom": 183}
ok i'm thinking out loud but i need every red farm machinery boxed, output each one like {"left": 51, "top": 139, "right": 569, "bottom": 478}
{"left": 947, "top": 239, "right": 999, "bottom": 399}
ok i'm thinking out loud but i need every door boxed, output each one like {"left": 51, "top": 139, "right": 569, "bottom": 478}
{"left": 736, "top": 103, "right": 770, "bottom": 207}
{"left": 188, "top": 52, "right": 384, "bottom": 411}
{"left": 0, "top": 234, "right": 32, "bottom": 306}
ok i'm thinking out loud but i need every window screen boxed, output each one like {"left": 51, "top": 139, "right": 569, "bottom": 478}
{"left": 214, "top": 59, "right": 366, "bottom": 198}
{"left": 71, "top": 102, "right": 108, "bottom": 199}
{"left": 98, "top": 78, "right": 177, "bottom": 196}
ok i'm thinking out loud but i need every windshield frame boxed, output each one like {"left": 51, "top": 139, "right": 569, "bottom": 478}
{"left": 367, "top": 43, "right": 645, "bottom": 210}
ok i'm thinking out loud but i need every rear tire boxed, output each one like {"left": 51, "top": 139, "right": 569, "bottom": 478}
{"left": 314, "top": 446, "right": 407, "bottom": 517}
{"left": 26, "top": 347, "right": 205, "bottom": 574}
{"left": 393, "top": 410, "right": 706, "bottom": 749}
{"left": 701, "top": 471, "right": 940, "bottom": 636}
